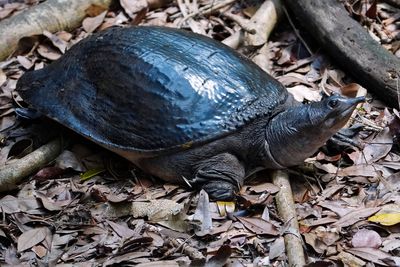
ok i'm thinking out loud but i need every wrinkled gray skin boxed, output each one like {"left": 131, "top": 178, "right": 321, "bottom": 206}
{"left": 119, "top": 94, "right": 364, "bottom": 200}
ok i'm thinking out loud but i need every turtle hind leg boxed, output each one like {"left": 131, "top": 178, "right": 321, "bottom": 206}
{"left": 192, "top": 153, "right": 245, "bottom": 200}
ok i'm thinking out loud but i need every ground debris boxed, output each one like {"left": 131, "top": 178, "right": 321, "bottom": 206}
{"left": 0, "top": 0, "right": 399, "bottom": 266}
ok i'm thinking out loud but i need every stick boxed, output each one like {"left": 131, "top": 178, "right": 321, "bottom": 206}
{"left": 222, "top": 0, "right": 282, "bottom": 51}
{"left": 0, "top": 138, "right": 63, "bottom": 192}
{"left": 272, "top": 170, "right": 306, "bottom": 267}
{"left": 0, "top": 0, "right": 113, "bottom": 61}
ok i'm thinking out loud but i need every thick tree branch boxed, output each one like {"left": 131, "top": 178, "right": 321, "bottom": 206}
{"left": 284, "top": 0, "right": 400, "bottom": 107}
{"left": 0, "top": 139, "right": 62, "bottom": 192}
{"left": 0, "top": 0, "right": 114, "bottom": 61}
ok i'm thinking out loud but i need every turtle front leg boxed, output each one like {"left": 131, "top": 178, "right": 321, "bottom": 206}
{"left": 191, "top": 153, "right": 245, "bottom": 200}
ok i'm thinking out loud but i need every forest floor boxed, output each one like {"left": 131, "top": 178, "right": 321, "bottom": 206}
{"left": 0, "top": 0, "right": 400, "bottom": 266}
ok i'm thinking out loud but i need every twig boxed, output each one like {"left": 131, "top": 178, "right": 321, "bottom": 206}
{"left": 172, "top": 0, "right": 237, "bottom": 21}
{"left": 222, "top": 12, "right": 255, "bottom": 34}
{"left": 0, "top": 138, "right": 63, "bottom": 192}
{"left": 223, "top": 0, "right": 282, "bottom": 52}
{"left": 0, "top": 0, "right": 114, "bottom": 61}
{"left": 272, "top": 170, "right": 306, "bottom": 267}
{"left": 168, "top": 237, "right": 204, "bottom": 260}
{"left": 282, "top": 5, "right": 313, "bottom": 55}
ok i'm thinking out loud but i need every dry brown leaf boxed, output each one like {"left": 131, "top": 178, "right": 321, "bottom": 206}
{"left": 333, "top": 207, "right": 381, "bottom": 228}
{"left": 347, "top": 247, "right": 391, "bottom": 266}
{"left": 37, "top": 45, "right": 61, "bottom": 61}
{"left": 17, "top": 227, "right": 51, "bottom": 252}
{"left": 107, "top": 220, "right": 137, "bottom": 238}
{"left": 236, "top": 217, "right": 279, "bottom": 235}
{"left": 269, "top": 236, "right": 285, "bottom": 260}
{"left": 355, "top": 127, "right": 393, "bottom": 164}
{"left": 287, "top": 85, "right": 321, "bottom": 102}
{"left": 205, "top": 245, "right": 232, "bottom": 267}
{"left": 303, "top": 232, "right": 327, "bottom": 254}
{"left": 0, "top": 3, "right": 22, "bottom": 19}
{"left": 351, "top": 229, "right": 382, "bottom": 248}
{"left": 193, "top": 190, "right": 212, "bottom": 236}
{"left": 32, "top": 244, "right": 47, "bottom": 258}
{"left": 247, "top": 182, "right": 280, "bottom": 194}
{"left": 82, "top": 11, "right": 107, "bottom": 33}
{"left": 382, "top": 239, "right": 400, "bottom": 252}
{"left": 337, "top": 164, "right": 379, "bottom": 177}
{"left": 42, "top": 31, "right": 68, "bottom": 53}
{"left": 34, "top": 167, "right": 65, "bottom": 181}
{"left": 317, "top": 185, "right": 345, "bottom": 201}
{"left": 16, "top": 56, "right": 33, "bottom": 69}
{"left": 1, "top": 115, "right": 15, "bottom": 131}
{"left": 0, "top": 195, "right": 20, "bottom": 213}
{"left": 103, "top": 251, "right": 152, "bottom": 266}
{"left": 307, "top": 217, "right": 337, "bottom": 227}
{"left": 120, "top": 0, "right": 148, "bottom": 19}
{"left": 209, "top": 220, "right": 232, "bottom": 235}
{"left": 318, "top": 200, "right": 356, "bottom": 217}
{"left": 39, "top": 194, "right": 71, "bottom": 211}
{"left": 341, "top": 83, "right": 362, "bottom": 98}
{"left": 277, "top": 72, "right": 316, "bottom": 88}
{"left": 336, "top": 251, "right": 366, "bottom": 267}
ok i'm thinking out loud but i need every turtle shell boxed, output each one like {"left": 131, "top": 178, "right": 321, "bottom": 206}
{"left": 17, "top": 26, "right": 289, "bottom": 154}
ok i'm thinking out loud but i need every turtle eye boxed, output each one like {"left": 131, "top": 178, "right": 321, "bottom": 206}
{"left": 328, "top": 99, "right": 338, "bottom": 108}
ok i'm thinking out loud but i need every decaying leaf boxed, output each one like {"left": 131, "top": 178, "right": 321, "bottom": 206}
{"left": 351, "top": 229, "right": 382, "bottom": 248}
{"left": 37, "top": 45, "right": 61, "bottom": 60}
{"left": 193, "top": 190, "right": 212, "bottom": 236}
{"left": 287, "top": 85, "right": 321, "bottom": 102}
{"left": 355, "top": 127, "right": 393, "bottom": 165}
{"left": 236, "top": 217, "right": 279, "bottom": 235}
{"left": 17, "top": 227, "right": 51, "bottom": 252}
{"left": 42, "top": 31, "right": 68, "bottom": 53}
{"left": 82, "top": 10, "right": 107, "bottom": 33}
{"left": 336, "top": 251, "right": 366, "bottom": 267}
{"left": 333, "top": 207, "right": 381, "bottom": 228}
{"left": 269, "top": 236, "right": 285, "bottom": 260}
{"left": 347, "top": 247, "right": 391, "bottom": 266}
{"left": 120, "top": 0, "right": 148, "bottom": 19}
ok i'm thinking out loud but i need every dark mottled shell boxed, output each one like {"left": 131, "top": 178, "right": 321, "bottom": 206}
{"left": 17, "top": 26, "right": 289, "bottom": 154}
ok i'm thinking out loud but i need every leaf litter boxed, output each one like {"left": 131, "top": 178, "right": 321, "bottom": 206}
{"left": 0, "top": 0, "right": 400, "bottom": 266}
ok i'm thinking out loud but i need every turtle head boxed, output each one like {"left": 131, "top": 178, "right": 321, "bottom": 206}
{"left": 264, "top": 94, "right": 365, "bottom": 168}
{"left": 308, "top": 94, "right": 365, "bottom": 130}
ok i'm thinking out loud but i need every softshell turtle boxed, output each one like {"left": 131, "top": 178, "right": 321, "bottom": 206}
{"left": 17, "top": 26, "right": 364, "bottom": 200}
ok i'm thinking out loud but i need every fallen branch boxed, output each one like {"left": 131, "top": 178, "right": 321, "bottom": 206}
{"left": 222, "top": 0, "right": 282, "bottom": 49}
{"left": 0, "top": 138, "right": 62, "bottom": 192}
{"left": 171, "top": 0, "right": 236, "bottom": 21}
{"left": 272, "top": 170, "right": 306, "bottom": 267}
{"left": 0, "top": 0, "right": 113, "bottom": 61}
{"left": 284, "top": 0, "right": 400, "bottom": 108}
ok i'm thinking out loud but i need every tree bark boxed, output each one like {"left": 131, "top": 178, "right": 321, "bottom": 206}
{"left": 0, "top": 139, "right": 62, "bottom": 192}
{"left": 0, "top": 0, "right": 114, "bottom": 61}
{"left": 284, "top": 0, "right": 400, "bottom": 108}
{"left": 273, "top": 170, "right": 306, "bottom": 267}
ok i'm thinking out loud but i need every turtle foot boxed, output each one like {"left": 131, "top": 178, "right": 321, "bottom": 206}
{"left": 202, "top": 181, "right": 238, "bottom": 200}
